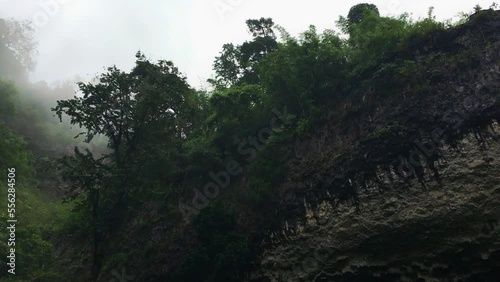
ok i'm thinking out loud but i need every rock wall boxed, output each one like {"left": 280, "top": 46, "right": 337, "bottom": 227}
{"left": 250, "top": 125, "right": 500, "bottom": 281}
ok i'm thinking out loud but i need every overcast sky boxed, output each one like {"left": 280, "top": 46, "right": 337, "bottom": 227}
{"left": 0, "top": 0, "right": 495, "bottom": 89}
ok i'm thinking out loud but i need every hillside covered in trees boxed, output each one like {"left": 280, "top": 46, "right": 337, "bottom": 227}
{"left": 1, "top": 3, "right": 500, "bottom": 281}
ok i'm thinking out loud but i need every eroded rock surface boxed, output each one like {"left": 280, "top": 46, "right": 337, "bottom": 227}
{"left": 251, "top": 127, "right": 500, "bottom": 281}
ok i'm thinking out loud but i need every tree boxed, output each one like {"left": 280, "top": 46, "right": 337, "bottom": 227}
{"left": 245, "top": 18, "right": 276, "bottom": 38}
{"left": 0, "top": 18, "right": 38, "bottom": 80}
{"left": 239, "top": 36, "right": 278, "bottom": 82}
{"left": 211, "top": 18, "right": 278, "bottom": 88}
{"left": 347, "top": 3, "right": 380, "bottom": 25}
{"left": 258, "top": 26, "right": 346, "bottom": 117}
{"left": 58, "top": 148, "right": 110, "bottom": 280}
{"left": 53, "top": 52, "right": 196, "bottom": 163}
{"left": 53, "top": 51, "right": 200, "bottom": 279}
{"left": 211, "top": 43, "right": 241, "bottom": 88}
{"left": 206, "top": 84, "right": 265, "bottom": 158}
{"left": 0, "top": 80, "right": 18, "bottom": 120}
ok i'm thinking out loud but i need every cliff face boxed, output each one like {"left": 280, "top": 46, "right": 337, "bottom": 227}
{"left": 251, "top": 131, "right": 500, "bottom": 281}
{"left": 248, "top": 10, "right": 500, "bottom": 282}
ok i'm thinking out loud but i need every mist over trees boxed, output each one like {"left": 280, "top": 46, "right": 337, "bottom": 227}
{"left": 1, "top": 3, "right": 498, "bottom": 281}
{"left": 0, "top": 16, "right": 108, "bottom": 281}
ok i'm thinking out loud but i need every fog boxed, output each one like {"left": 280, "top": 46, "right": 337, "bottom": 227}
{"left": 2, "top": 1, "right": 499, "bottom": 280}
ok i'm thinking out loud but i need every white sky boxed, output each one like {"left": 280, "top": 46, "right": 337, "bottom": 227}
{"left": 0, "top": 0, "right": 496, "bottom": 89}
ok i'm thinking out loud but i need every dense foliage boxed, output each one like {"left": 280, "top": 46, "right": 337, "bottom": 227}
{"left": 0, "top": 4, "right": 496, "bottom": 281}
